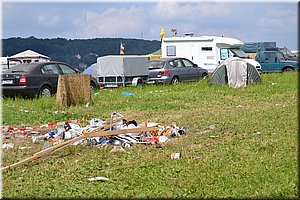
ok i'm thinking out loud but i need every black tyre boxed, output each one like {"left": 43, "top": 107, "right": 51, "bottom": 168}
{"left": 90, "top": 82, "right": 96, "bottom": 93}
{"left": 171, "top": 76, "right": 179, "bottom": 84}
{"left": 202, "top": 72, "right": 208, "bottom": 78}
{"left": 283, "top": 67, "right": 294, "bottom": 72}
{"left": 39, "top": 86, "right": 52, "bottom": 97}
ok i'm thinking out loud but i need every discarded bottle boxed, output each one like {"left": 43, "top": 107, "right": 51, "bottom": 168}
{"left": 190, "top": 156, "right": 204, "bottom": 160}
{"left": 170, "top": 152, "right": 181, "bottom": 159}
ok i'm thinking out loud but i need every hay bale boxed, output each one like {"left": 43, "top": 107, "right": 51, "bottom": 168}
{"left": 56, "top": 74, "right": 91, "bottom": 106}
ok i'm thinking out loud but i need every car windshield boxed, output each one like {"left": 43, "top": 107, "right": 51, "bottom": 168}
{"left": 230, "top": 48, "right": 247, "bottom": 58}
{"left": 148, "top": 60, "right": 165, "bottom": 69}
{"left": 5, "top": 64, "right": 36, "bottom": 73}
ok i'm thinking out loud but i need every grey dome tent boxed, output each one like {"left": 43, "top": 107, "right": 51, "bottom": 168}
{"left": 208, "top": 57, "right": 261, "bottom": 88}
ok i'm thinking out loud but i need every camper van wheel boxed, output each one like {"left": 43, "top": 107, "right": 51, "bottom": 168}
{"left": 39, "top": 86, "right": 52, "bottom": 97}
{"left": 171, "top": 76, "right": 179, "bottom": 84}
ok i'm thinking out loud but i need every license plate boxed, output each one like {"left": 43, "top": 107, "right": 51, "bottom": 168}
{"left": 105, "top": 84, "right": 117, "bottom": 88}
{"left": 2, "top": 80, "right": 13, "bottom": 84}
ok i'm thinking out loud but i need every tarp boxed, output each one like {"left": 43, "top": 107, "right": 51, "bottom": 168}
{"left": 96, "top": 55, "right": 148, "bottom": 77}
{"left": 8, "top": 50, "right": 51, "bottom": 61}
{"left": 83, "top": 63, "right": 97, "bottom": 78}
{"left": 241, "top": 42, "right": 276, "bottom": 53}
{"left": 208, "top": 57, "right": 261, "bottom": 88}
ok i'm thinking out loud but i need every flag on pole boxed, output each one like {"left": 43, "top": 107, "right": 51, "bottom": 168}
{"left": 160, "top": 27, "right": 165, "bottom": 40}
{"left": 120, "top": 42, "right": 125, "bottom": 55}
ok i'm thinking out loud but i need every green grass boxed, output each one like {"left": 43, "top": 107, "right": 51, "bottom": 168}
{"left": 1, "top": 72, "right": 298, "bottom": 198}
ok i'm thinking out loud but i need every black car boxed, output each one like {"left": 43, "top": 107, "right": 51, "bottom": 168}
{"left": 1, "top": 61, "right": 79, "bottom": 98}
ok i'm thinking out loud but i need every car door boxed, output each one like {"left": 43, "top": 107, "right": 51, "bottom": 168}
{"left": 171, "top": 59, "right": 189, "bottom": 81}
{"left": 181, "top": 58, "right": 199, "bottom": 80}
{"left": 41, "top": 64, "right": 60, "bottom": 91}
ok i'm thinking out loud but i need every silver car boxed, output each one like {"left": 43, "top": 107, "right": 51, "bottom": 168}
{"left": 148, "top": 57, "right": 208, "bottom": 84}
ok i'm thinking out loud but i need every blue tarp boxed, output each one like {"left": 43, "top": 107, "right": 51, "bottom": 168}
{"left": 83, "top": 65, "right": 94, "bottom": 74}
{"left": 241, "top": 42, "right": 276, "bottom": 53}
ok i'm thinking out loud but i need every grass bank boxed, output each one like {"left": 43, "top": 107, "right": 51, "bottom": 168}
{"left": 1, "top": 72, "right": 298, "bottom": 198}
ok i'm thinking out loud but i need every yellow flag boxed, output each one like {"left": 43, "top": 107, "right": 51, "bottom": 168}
{"left": 160, "top": 27, "right": 165, "bottom": 39}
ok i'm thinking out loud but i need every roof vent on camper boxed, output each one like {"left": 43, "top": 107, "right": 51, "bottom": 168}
{"left": 184, "top": 32, "right": 194, "bottom": 37}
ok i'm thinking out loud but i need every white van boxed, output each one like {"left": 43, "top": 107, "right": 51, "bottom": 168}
{"left": 161, "top": 34, "right": 261, "bottom": 73}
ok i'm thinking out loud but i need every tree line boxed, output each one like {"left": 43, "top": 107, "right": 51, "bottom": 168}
{"left": 2, "top": 36, "right": 161, "bottom": 70}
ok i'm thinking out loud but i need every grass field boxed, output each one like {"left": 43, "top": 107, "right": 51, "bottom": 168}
{"left": 1, "top": 72, "right": 298, "bottom": 198}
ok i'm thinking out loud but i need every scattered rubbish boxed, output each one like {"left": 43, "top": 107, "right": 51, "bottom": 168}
{"left": 85, "top": 102, "right": 90, "bottom": 107}
{"left": 208, "top": 124, "right": 216, "bottom": 130}
{"left": 18, "top": 146, "right": 32, "bottom": 150}
{"left": 110, "top": 146, "right": 125, "bottom": 153}
{"left": 2, "top": 143, "right": 14, "bottom": 149}
{"left": 121, "top": 92, "right": 136, "bottom": 96}
{"left": 269, "top": 82, "right": 277, "bottom": 86}
{"left": 2, "top": 111, "right": 187, "bottom": 170}
{"left": 190, "top": 156, "right": 204, "bottom": 160}
{"left": 88, "top": 177, "right": 109, "bottom": 181}
{"left": 204, "top": 143, "right": 213, "bottom": 148}
{"left": 252, "top": 132, "right": 261, "bottom": 137}
{"left": 195, "top": 130, "right": 211, "bottom": 134}
{"left": 158, "top": 136, "right": 169, "bottom": 143}
{"left": 170, "top": 152, "right": 181, "bottom": 159}
{"left": 43, "top": 140, "right": 51, "bottom": 149}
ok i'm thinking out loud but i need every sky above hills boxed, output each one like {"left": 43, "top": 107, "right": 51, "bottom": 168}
{"left": 1, "top": 0, "right": 298, "bottom": 50}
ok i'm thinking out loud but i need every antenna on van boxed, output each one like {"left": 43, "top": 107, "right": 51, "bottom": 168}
{"left": 184, "top": 32, "right": 194, "bottom": 37}
{"left": 171, "top": 28, "right": 177, "bottom": 37}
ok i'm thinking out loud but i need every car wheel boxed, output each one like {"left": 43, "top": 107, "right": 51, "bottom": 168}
{"left": 171, "top": 76, "right": 179, "bottom": 84}
{"left": 202, "top": 72, "right": 208, "bottom": 78}
{"left": 283, "top": 67, "right": 294, "bottom": 72}
{"left": 39, "top": 86, "right": 52, "bottom": 97}
{"left": 90, "top": 82, "right": 96, "bottom": 93}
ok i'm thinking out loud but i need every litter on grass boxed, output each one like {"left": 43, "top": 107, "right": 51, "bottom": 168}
{"left": 1, "top": 111, "right": 188, "bottom": 170}
{"left": 88, "top": 177, "right": 109, "bottom": 181}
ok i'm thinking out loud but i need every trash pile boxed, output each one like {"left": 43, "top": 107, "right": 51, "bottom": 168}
{"left": 1, "top": 111, "right": 188, "bottom": 170}
{"left": 2, "top": 112, "right": 187, "bottom": 150}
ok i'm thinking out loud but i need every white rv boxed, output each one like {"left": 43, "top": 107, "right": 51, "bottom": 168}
{"left": 161, "top": 35, "right": 261, "bottom": 73}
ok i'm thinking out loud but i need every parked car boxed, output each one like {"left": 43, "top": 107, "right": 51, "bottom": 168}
{"left": 148, "top": 57, "right": 208, "bottom": 84}
{"left": 1, "top": 61, "right": 79, "bottom": 98}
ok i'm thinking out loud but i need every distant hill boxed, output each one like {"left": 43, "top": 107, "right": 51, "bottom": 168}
{"left": 2, "top": 36, "right": 161, "bottom": 70}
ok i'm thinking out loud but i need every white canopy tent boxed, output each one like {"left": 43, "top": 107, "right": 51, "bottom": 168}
{"left": 8, "top": 49, "right": 51, "bottom": 64}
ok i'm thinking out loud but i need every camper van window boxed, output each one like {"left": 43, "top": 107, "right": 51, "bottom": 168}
{"left": 167, "top": 46, "right": 176, "bottom": 56}
{"left": 220, "top": 48, "right": 234, "bottom": 60}
{"left": 202, "top": 47, "right": 212, "bottom": 51}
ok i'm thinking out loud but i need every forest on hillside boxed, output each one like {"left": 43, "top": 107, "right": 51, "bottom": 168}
{"left": 2, "top": 37, "right": 161, "bottom": 69}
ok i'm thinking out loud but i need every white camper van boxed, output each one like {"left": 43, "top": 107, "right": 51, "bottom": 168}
{"left": 161, "top": 35, "right": 261, "bottom": 73}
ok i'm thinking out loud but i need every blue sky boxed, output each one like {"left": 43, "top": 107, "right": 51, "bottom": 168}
{"left": 1, "top": 0, "right": 298, "bottom": 50}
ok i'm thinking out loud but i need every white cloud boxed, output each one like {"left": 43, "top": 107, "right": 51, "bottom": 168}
{"left": 257, "top": 8, "right": 297, "bottom": 32}
{"left": 37, "top": 14, "right": 61, "bottom": 26}
{"left": 151, "top": 1, "right": 232, "bottom": 22}
{"left": 76, "top": 6, "right": 146, "bottom": 38}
